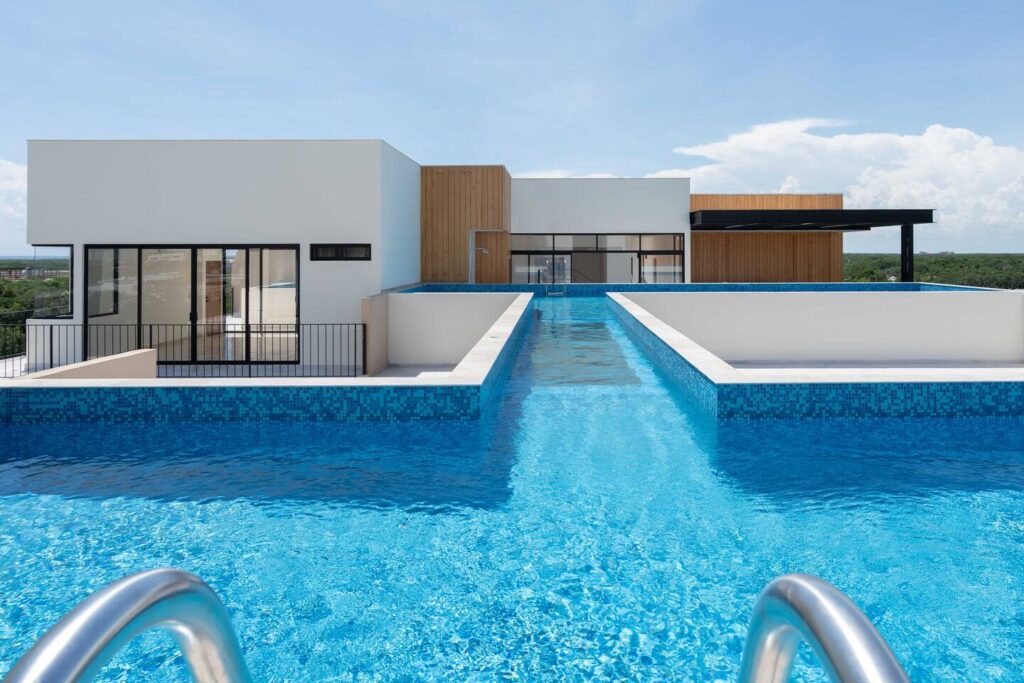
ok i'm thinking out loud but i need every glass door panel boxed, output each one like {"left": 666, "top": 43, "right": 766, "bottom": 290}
{"left": 140, "top": 248, "right": 192, "bottom": 361}
{"left": 251, "top": 248, "right": 298, "bottom": 362}
{"left": 196, "top": 249, "right": 248, "bottom": 362}
{"left": 86, "top": 247, "right": 139, "bottom": 358}
{"left": 529, "top": 254, "right": 571, "bottom": 283}
{"left": 551, "top": 254, "right": 571, "bottom": 283}
{"left": 606, "top": 252, "right": 639, "bottom": 283}
{"left": 510, "top": 254, "right": 530, "bottom": 284}
{"left": 259, "top": 249, "right": 297, "bottom": 324}
{"left": 528, "top": 254, "right": 550, "bottom": 283}
{"left": 641, "top": 254, "right": 683, "bottom": 283}
{"left": 523, "top": 255, "right": 548, "bottom": 283}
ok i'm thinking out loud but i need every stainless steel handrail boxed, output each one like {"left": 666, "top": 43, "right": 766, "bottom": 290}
{"left": 738, "top": 574, "right": 910, "bottom": 683}
{"left": 3, "top": 569, "right": 252, "bottom": 683}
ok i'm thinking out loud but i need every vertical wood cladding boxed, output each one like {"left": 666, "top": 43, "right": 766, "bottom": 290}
{"left": 421, "top": 165, "right": 511, "bottom": 282}
{"left": 474, "top": 230, "right": 510, "bottom": 283}
{"left": 690, "top": 194, "right": 843, "bottom": 211}
{"left": 691, "top": 194, "right": 845, "bottom": 282}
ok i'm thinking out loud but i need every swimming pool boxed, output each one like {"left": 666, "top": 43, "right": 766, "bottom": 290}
{"left": 2, "top": 297, "right": 1022, "bottom": 680}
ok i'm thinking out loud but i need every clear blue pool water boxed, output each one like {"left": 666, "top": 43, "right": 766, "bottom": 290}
{"left": 2, "top": 296, "right": 1024, "bottom": 681}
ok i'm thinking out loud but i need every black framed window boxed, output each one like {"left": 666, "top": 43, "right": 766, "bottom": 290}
{"left": 310, "top": 244, "right": 371, "bottom": 261}
{"left": 509, "top": 233, "right": 684, "bottom": 284}
{"left": 22, "top": 244, "right": 74, "bottom": 318}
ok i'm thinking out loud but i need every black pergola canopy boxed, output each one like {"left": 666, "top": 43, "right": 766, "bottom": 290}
{"left": 689, "top": 209, "right": 933, "bottom": 232}
{"left": 689, "top": 208, "right": 934, "bottom": 282}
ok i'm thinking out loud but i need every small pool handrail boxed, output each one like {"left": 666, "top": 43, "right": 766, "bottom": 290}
{"left": 738, "top": 573, "right": 910, "bottom": 683}
{"left": 2, "top": 568, "right": 252, "bottom": 683}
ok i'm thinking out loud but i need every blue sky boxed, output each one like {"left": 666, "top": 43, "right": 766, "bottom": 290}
{"left": 2, "top": 0, "right": 1023, "bottom": 254}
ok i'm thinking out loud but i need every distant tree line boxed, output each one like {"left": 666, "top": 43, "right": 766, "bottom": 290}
{"left": 0, "top": 258, "right": 72, "bottom": 324}
{"left": 844, "top": 253, "right": 1024, "bottom": 289}
{"left": 0, "top": 261, "right": 72, "bottom": 357}
{"left": 0, "top": 258, "right": 71, "bottom": 270}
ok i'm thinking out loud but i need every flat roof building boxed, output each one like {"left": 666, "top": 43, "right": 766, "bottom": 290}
{"left": 23, "top": 139, "right": 931, "bottom": 369}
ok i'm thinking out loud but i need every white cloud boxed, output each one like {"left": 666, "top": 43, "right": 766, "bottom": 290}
{"left": 777, "top": 175, "right": 802, "bottom": 193}
{"left": 653, "top": 119, "right": 1024, "bottom": 251}
{"left": 0, "top": 160, "right": 29, "bottom": 256}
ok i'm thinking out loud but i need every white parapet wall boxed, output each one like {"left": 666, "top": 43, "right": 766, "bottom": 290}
{"left": 386, "top": 292, "right": 521, "bottom": 366}
{"left": 24, "top": 318, "right": 84, "bottom": 372}
{"left": 361, "top": 292, "right": 389, "bottom": 376}
{"left": 624, "top": 291, "right": 1024, "bottom": 363}
{"left": 22, "top": 349, "right": 157, "bottom": 380}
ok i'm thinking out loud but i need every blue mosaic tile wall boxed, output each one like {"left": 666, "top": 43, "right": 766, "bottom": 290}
{"left": 0, "top": 384, "right": 481, "bottom": 424}
{"left": 479, "top": 300, "right": 534, "bottom": 409}
{"left": 607, "top": 297, "right": 719, "bottom": 416}
{"left": 404, "top": 282, "right": 979, "bottom": 297}
{"left": 718, "top": 381, "right": 1024, "bottom": 419}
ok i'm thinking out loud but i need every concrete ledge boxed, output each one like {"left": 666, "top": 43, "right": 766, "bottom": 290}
{"left": 21, "top": 349, "right": 156, "bottom": 380}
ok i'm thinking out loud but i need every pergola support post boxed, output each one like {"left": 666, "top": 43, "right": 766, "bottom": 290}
{"left": 900, "top": 223, "right": 914, "bottom": 282}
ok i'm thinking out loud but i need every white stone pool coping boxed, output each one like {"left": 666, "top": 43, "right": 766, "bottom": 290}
{"left": 609, "top": 293, "right": 1024, "bottom": 384}
{"left": 1, "top": 294, "right": 533, "bottom": 390}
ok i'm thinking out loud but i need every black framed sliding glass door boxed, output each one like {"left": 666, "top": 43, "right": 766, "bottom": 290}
{"left": 85, "top": 245, "right": 298, "bottom": 363}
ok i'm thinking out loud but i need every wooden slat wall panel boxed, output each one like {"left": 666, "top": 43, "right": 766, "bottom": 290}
{"left": 475, "top": 231, "right": 510, "bottom": 283}
{"left": 421, "top": 165, "right": 511, "bottom": 282}
{"left": 690, "top": 194, "right": 845, "bottom": 282}
{"left": 691, "top": 194, "right": 844, "bottom": 210}
{"left": 692, "top": 232, "right": 845, "bottom": 282}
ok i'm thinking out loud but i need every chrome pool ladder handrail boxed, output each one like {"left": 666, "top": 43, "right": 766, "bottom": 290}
{"left": 738, "top": 574, "right": 910, "bottom": 683}
{"left": 2, "top": 568, "right": 252, "bottom": 683}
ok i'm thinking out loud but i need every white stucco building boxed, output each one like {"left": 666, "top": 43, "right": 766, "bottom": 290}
{"left": 24, "top": 138, "right": 930, "bottom": 374}
{"left": 24, "top": 139, "right": 690, "bottom": 369}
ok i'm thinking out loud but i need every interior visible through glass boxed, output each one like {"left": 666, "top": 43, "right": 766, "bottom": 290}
{"left": 84, "top": 246, "right": 298, "bottom": 363}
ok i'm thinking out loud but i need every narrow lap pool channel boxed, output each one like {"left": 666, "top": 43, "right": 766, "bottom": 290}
{"left": 2, "top": 297, "right": 1024, "bottom": 681}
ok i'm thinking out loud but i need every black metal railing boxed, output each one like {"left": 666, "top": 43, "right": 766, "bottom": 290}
{"left": 1, "top": 322, "right": 366, "bottom": 379}
{"left": 0, "top": 303, "right": 73, "bottom": 325}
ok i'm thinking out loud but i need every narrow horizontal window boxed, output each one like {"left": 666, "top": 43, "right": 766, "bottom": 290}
{"left": 310, "top": 244, "right": 371, "bottom": 261}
